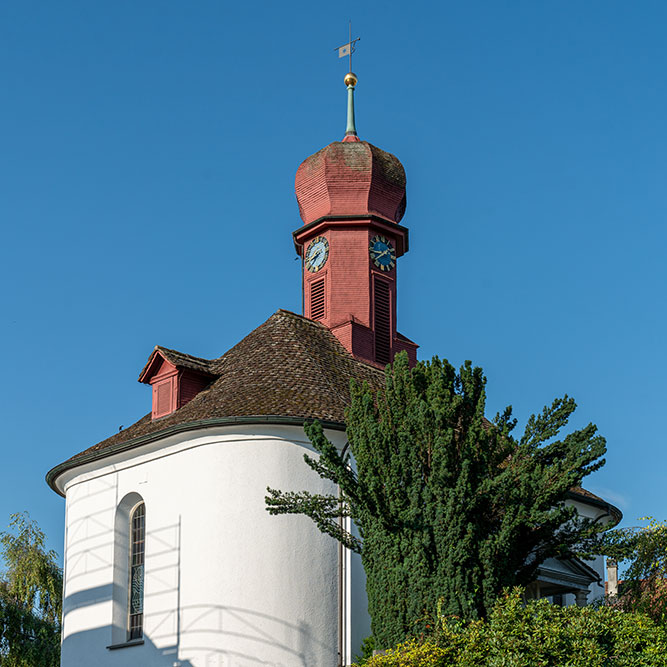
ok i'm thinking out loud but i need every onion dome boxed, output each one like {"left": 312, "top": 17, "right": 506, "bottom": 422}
{"left": 295, "top": 140, "right": 407, "bottom": 225}
{"left": 295, "top": 70, "right": 407, "bottom": 225}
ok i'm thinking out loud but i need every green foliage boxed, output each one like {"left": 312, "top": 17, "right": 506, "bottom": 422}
{"left": 0, "top": 513, "right": 62, "bottom": 666}
{"left": 266, "top": 352, "right": 607, "bottom": 648}
{"left": 353, "top": 635, "right": 376, "bottom": 665}
{"left": 593, "top": 517, "right": 667, "bottom": 623}
{"left": 358, "top": 589, "right": 667, "bottom": 667}
{"left": 360, "top": 639, "right": 451, "bottom": 667}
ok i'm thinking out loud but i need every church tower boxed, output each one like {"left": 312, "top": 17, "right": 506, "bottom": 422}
{"left": 293, "top": 72, "right": 418, "bottom": 367}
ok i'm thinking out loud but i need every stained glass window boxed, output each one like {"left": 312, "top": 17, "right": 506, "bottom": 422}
{"left": 129, "top": 502, "right": 145, "bottom": 640}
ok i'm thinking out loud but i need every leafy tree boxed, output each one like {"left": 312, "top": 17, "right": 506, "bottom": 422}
{"left": 594, "top": 517, "right": 667, "bottom": 623}
{"left": 0, "top": 513, "right": 62, "bottom": 666}
{"left": 266, "top": 353, "right": 607, "bottom": 648}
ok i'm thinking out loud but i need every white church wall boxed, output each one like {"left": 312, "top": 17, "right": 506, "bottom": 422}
{"left": 346, "top": 519, "right": 370, "bottom": 664}
{"left": 59, "top": 424, "right": 366, "bottom": 667}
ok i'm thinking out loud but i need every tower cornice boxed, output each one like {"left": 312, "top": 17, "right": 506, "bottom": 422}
{"left": 293, "top": 214, "right": 410, "bottom": 256}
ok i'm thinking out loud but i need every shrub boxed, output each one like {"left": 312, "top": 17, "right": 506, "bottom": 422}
{"left": 357, "top": 589, "right": 667, "bottom": 667}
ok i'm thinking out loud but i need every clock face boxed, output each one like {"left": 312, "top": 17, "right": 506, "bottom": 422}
{"left": 305, "top": 236, "right": 329, "bottom": 273}
{"left": 369, "top": 235, "right": 396, "bottom": 271}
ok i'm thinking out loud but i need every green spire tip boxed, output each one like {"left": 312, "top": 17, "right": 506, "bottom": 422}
{"left": 344, "top": 72, "right": 358, "bottom": 137}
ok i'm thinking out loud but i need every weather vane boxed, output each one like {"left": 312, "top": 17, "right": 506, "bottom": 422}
{"left": 334, "top": 22, "right": 360, "bottom": 138}
{"left": 335, "top": 21, "right": 360, "bottom": 75}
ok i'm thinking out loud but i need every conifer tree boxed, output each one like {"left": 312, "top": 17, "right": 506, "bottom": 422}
{"left": 266, "top": 353, "right": 607, "bottom": 648}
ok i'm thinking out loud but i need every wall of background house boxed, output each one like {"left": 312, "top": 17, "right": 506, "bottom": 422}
{"left": 567, "top": 499, "right": 608, "bottom": 604}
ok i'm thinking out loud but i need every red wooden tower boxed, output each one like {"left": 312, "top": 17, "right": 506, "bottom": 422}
{"left": 293, "top": 72, "right": 417, "bottom": 368}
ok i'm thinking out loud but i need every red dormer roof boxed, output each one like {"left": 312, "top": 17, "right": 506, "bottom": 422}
{"left": 138, "top": 346, "right": 217, "bottom": 420}
{"left": 138, "top": 346, "right": 214, "bottom": 383}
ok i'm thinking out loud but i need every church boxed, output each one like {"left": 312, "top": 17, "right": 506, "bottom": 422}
{"left": 47, "top": 67, "right": 621, "bottom": 667}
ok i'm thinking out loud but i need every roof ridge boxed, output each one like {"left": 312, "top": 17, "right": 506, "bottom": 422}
{"left": 208, "top": 312, "right": 284, "bottom": 368}
{"left": 275, "top": 308, "right": 330, "bottom": 329}
{"left": 209, "top": 309, "right": 335, "bottom": 367}
{"left": 281, "top": 313, "right": 358, "bottom": 416}
{"left": 273, "top": 310, "right": 386, "bottom": 375}
{"left": 155, "top": 345, "right": 212, "bottom": 364}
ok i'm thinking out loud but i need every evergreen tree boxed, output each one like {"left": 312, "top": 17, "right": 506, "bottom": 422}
{"left": 0, "top": 513, "right": 62, "bottom": 666}
{"left": 266, "top": 353, "right": 607, "bottom": 648}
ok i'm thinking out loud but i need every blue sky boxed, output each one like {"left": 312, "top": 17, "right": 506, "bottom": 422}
{"left": 1, "top": 1, "right": 666, "bottom": 557}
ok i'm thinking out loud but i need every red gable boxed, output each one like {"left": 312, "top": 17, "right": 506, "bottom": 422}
{"left": 139, "top": 346, "right": 216, "bottom": 420}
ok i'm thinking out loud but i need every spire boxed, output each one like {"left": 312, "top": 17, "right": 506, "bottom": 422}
{"left": 335, "top": 23, "right": 361, "bottom": 141}
{"left": 344, "top": 72, "right": 358, "bottom": 138}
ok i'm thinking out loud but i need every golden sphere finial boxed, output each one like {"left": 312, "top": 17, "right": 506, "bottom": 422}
{"left": 344, "top": 72, "right": 358, "bottom": 88}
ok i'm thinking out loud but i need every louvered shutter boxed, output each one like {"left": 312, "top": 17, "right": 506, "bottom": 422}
{"left": 310, "top": 278, "right": 326, "bottom": 321}
{"left": 155, "top": 380, "right": 172, "bottom": 416}
{"left": 374, "top": 279, "right": 391, "bottom": 364}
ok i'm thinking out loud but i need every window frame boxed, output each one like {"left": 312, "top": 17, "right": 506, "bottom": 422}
{"left": 127, "top": 501, "right": 145, "bottom": 641}
{"left": 108, "top": 492, "right": 146, "bottom": 650}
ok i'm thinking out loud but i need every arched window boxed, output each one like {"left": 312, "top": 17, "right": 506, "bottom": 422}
{"left": 128, "top": 502, "right": 145, "bottom": 640}
{"left": 110, "top": 492, "right": 145, "bottom": 648}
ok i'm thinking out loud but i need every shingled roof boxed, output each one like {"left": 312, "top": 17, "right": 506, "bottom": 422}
{"left": 45, "top": 309, "right": 622, "bottom": 524}
{"left": 47, "top": 310, "right": 384, "bottom": 491}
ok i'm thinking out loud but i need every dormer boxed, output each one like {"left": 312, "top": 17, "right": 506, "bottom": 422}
{"left": 138, "top": 346, "right": 217, "bottom": 420}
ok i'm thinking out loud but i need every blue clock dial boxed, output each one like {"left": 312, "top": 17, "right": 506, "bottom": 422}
{"left": 369, "top": 235, "right": 396, "bottom": 271}
{"left": 305, "top": 236, "right": 329, "bottom": 273}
